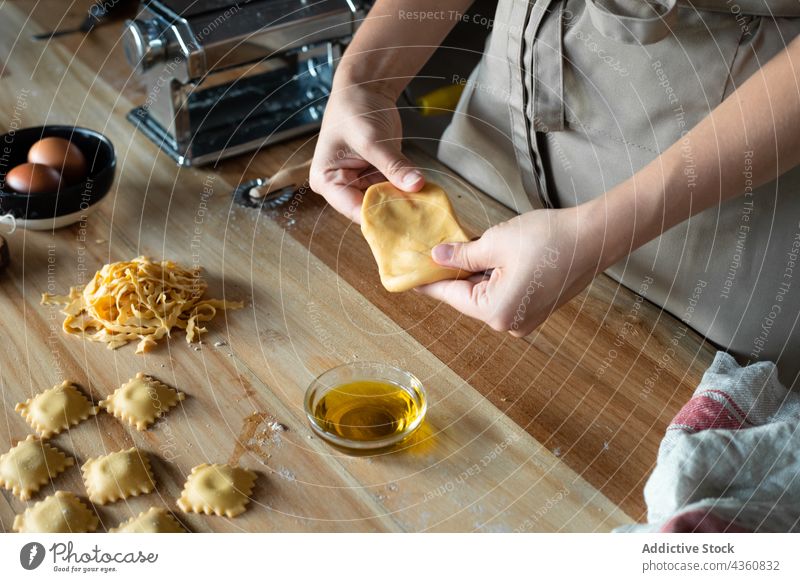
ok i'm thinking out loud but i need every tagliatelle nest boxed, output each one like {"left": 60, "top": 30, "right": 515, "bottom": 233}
{"left": 41, "top": 256, "right": 243, "bottom": 354}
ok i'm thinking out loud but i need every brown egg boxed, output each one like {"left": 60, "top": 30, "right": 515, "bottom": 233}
{"left": 28, "top": 137, "right": 88, "bottom": 185}
{"left": 5, "top": 162, "right": 62, "bottom": 194}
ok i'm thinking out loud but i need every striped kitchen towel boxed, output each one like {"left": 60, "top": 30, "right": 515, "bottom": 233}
{"left": 616, "top": 351, "right": 800, "bottom": 533}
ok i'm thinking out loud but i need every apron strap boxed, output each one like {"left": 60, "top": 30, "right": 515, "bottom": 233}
{"left": 586, "top": 0, "right": 678, "bottom": 45}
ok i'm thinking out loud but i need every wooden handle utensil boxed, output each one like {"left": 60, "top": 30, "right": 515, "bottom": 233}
{"left": 248, "top": 159, "right": 313, "bottom": 199}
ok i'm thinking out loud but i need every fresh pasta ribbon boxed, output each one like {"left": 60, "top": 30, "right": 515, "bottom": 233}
{"left": 42, "top": 256, "right": 243, "bottom": 353}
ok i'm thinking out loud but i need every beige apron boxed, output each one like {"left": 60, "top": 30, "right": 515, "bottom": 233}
{"left": 439, "top": 0, "right": 800, "bottom": 387}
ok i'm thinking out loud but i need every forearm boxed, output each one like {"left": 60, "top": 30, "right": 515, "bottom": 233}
{"left": 589, "top": 36, "right": 800, "bottom": 269}
{"left": 335, "top": 0, "right": 475, "bottom": 98}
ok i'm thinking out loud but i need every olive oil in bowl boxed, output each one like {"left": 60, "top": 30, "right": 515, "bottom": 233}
{"left": 305, "top": 364, "right": 427, "bottom": 452}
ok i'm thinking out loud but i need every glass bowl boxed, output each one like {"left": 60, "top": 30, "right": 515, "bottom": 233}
{"left": 304, "top": 362, "right": 427, "bottom": 452}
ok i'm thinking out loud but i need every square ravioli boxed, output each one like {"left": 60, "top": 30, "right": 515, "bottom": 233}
{"left": 100, "top": 372, "right": 185, "bottom": 430}
{"left": 15, "top": 381, "right": 98, "bottom": 437}
{"left": 81, "top": 447, "right": 155, "bottom": 504}
{"left": 0, "top": 435, "right": 74, "bottom": 501}
{"left": 177, "top": 463, "right": 257, "bottom": 518}
{"left": 13, "top": 490, "right": 99, "bottom": 533}
{"left": 111, "top": 507, "right": 186, "bottom": 533}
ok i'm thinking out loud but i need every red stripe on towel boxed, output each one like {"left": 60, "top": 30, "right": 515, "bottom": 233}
{"left": 704, "top": 389, "right": 753, "bottom": 424}
{"left": 669, "top": 395, "right": 747, "bottom": 432}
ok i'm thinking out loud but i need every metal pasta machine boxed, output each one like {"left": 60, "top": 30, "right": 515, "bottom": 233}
{"left": 122, "top": 0, "right": 365, "bottom": 166}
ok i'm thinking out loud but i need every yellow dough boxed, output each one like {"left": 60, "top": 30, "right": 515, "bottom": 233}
{"left": 13, "top": 490, "right": 99, "bottom": 533}
{"left": 177, "top": 463, "right": 257, "bottom": 518}
{"left": 111, "top": 507, "right": 186, "bottom": 533}
{"left": 361, "top": 181, "right": 472, "bottom": 292}
{"left": 15, "top": 381, "right": 99, "bottom": 438}
{"left": 81, "top": 447, "right": 155, "bottom": 504}
{"left": 0, "top": 435, "right": 74, "bottom": 501}
{"left": 100, "top": 372, "right": 185, "bottom": 431}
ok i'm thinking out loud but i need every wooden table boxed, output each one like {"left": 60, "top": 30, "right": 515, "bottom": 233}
{"left": 0, "top": 1, "right": 715, "bottom": 532}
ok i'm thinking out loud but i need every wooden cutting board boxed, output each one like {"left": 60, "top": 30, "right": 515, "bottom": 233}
{"left": 0, "top": 1, "right": 715, "bottom": 532}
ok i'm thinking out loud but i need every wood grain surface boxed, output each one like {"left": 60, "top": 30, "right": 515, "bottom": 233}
{"left": 0, "top": 0, "right": 715, "bottom": 532}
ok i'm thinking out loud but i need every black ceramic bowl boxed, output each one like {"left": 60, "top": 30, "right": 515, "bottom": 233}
{"left": 0, "top": 125, "right": 115, "bottom": 229}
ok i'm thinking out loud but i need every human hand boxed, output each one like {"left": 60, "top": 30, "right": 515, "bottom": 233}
{"left": 417, "top": 206, "right": 605, "bottom": 336}
{"left": 309, "top": 83, "right": 424, "bottom": 223}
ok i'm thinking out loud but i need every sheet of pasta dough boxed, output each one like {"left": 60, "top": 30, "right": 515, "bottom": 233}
{"left": 361, "top": 181, "right": 472, "bottom": 292}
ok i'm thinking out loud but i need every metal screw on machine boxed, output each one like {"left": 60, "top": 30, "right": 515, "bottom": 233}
{"left": 122, "top": 19, "right": 167, "bottom": 74}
